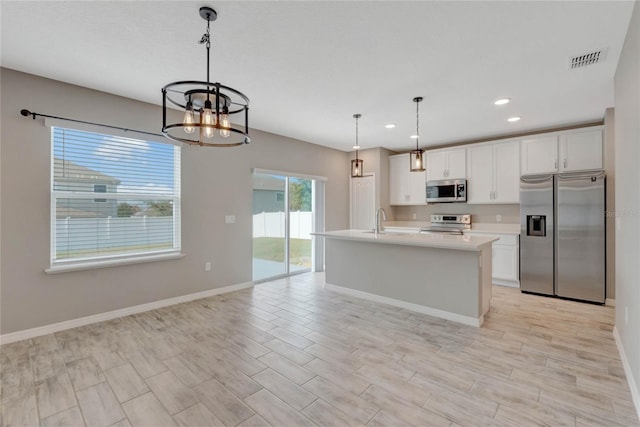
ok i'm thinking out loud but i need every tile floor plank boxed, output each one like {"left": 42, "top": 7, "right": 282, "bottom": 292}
{"left": 145, "top": 370, "right": 199, "bottom": 415}
{"left": 173, "top": 402, "right": 225, "bottom": 427}
{"left": 121, "top": 392, "right": 176, "bottom": 427}
{"left": 244, "top": 389, "right": 316, "bottom": 427}
{"left": 41, "top": 406, "right": 86, "bottom": 427}
{"left": 193, "top": 378, "right": 255, "bottom": 426}
{"left": 103, "top": 363, "right": 149, "bottom": 403}
{"left": 76, "top": 382, "right": 126, "bottom": 427}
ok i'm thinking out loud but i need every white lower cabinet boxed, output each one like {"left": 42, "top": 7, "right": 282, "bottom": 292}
{"left": 465, "top": 231, "right": 520, "bottom": 287}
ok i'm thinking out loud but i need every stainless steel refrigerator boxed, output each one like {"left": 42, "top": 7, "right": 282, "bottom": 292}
{"left": 520, "top": 171, "right": 605, "bottom": 303}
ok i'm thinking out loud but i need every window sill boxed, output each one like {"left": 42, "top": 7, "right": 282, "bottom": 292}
{"left": 45, "top": 252, "right": 186, "bottom": 274}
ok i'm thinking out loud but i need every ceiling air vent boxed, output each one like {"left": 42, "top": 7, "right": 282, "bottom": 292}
{"left": 569, "top": 49, "right": 607, "bottom": 69}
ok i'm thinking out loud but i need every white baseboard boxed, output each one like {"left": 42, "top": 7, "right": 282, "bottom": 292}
{"left": 324, "top": 283, "right": 483, "bottom": 327}
{"left": 493, "top": 279, "right": 520, "bottom": 288}
{"left": 606, "top": 298, "right": 616, "bottom": 307}
{"left": 0, "top": 281, "right": 254, "bottom": 345}
{"left": 613, "top": 326, "right": 640, "bottom": 422}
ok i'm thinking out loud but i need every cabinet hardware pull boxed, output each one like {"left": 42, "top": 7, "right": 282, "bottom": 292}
{"left": 564, "top": 158, "right": 567, "bottom": 169}
{"left": 554, "top": 160, "right": 558, "bottom": 170}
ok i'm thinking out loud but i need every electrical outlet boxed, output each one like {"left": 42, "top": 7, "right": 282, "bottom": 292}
{"left": 496, "top": 214, "right": 502, "bottom": 222}
{"left": 625, "top": 306, "right": 628, "bottom": 325}
{"left": 412, "top": 213, "right": 417, "bottom": 220}
{"left": 225, "top": 215, "right": 236, "bottom": 224}
{"left": 205, "top": 262, "right": 211, "bottom": 272}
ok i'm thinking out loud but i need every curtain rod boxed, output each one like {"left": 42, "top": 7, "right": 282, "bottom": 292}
{"left": 20, "top": 109, "right": 166, "bottom": 139}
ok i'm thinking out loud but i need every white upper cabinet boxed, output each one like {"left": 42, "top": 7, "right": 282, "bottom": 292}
{"left": 494, "top": 141, "right": 521, "bottom": 203}
{"left": 521, "top": 128, "right": 603, "bottom": 175}
{"left": 559, "top": 129, "right": 603, "bottom": 172}
{"left": 466, "top": 145, "right": 493, "bottom": 203}
{"left": 467, "top": 140, "right": 520, "bottom": 204}
{"left": 389, "top": 153, "right": 426, "bottom": 205}
{"left": 426, "top": 148, "right": 466, "bottom": 181}
{"left": 520, "top": 136, "right": 558, "bottom": 175}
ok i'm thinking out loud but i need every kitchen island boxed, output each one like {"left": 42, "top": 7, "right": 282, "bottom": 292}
{"left": 313, "top": 230, "right": 497, "bottom": 327}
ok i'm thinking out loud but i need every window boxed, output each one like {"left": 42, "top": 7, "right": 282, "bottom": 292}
{"left": 93, "top": 184, "right": 107, "bottom": 203}
{"left": 275, "top": 191, "right": 284, "bottom": 202}
{"left": 51, "top": 127, "right": 181, "bottom": 266}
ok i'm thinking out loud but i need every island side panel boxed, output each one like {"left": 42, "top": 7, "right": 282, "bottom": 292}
{"left": 480, "top": 244, "right": 492, "bottom": 318}
{"left": 325, "top": 239, "right": 482, "bottom": 320}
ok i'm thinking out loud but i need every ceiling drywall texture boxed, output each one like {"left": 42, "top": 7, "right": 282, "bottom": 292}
{"left": 0, "top": 1, "right": 634, "bottom": 152}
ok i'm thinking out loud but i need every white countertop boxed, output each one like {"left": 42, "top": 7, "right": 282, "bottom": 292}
{"left": 312, "top": 230, "right": 497, "bottom": 251}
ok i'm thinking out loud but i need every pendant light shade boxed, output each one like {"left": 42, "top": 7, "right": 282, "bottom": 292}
{"left": 162, "top": 7, "right": 250, "bottom": 147}
{"left": 351, "top": 114, "right": 364, "bottom": 178}
{"left": 409, "top": 96, "right": 425, "bottom": 172}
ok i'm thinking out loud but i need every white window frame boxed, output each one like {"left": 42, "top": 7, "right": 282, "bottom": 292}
{"left": 47, "top": 126, "right": 182, "bottom": 273}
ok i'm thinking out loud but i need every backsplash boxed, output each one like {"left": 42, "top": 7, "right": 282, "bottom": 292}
{"left": 392, "top": 204, "right": 520, "bottom": 224}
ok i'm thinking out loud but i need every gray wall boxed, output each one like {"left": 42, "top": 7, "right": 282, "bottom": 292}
{"left": 614, "top": 0, "right": 640, "bottom": 407}
{"left": 0, "top": 68, "right": 349, "bottom": 334}
{"left": 604, "top": 108, "right": 616, "bottom": 301}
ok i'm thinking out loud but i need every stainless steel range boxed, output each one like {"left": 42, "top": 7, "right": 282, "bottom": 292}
{"left": 420, "top": 214, "right": 471, "bottom": 235}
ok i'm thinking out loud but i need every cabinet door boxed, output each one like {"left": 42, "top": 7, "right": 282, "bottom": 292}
{"left": 446, "top": 148, "right": 467, "bottom": 179}
{"left": 466, "top": 145, "right": 493, "bottom": 204}
{"left": 350, "top": 175, "right": 375, "bottom": 230}
{"left": 559, "top": 130, "right": 603, "bottom": 172}
{"left": 493, "top": 245, "right": 519, "bottom": 281}
{"left": 407, "top": 169, "right": 426, "bottom": 204}
{"left": 426, "top": 151, "right": 447, "bottom": 181}
{"left": 494, "top": 141, "right": 520, "bottom": 203}
{"left": 389, "top": 154, "right": 409, "bottom": 205}
{"left": 521, "top": 136, "right": 558, "bottom": 175}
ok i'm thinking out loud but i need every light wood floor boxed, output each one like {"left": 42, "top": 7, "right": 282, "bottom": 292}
{"left": 1, "top": 273, "right": 638, "bottom": 426}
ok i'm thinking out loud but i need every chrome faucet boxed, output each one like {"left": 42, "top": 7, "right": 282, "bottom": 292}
{"left": 375, "top": 208, "right": 387, "bottom": 234}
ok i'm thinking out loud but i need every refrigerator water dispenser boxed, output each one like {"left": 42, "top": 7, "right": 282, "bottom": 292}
{"left": 527, "top": 215, "right": 546, "bottom": 237}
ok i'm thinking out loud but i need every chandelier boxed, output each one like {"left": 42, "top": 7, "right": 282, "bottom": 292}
{"left": 351, "top": 114, "right": 364, "bottom": 178}
{"left": 409, "top": 96, "right": 425, "bottom": 172}
{"left": 162, "top": 7, "right": 250, "bottom": 147}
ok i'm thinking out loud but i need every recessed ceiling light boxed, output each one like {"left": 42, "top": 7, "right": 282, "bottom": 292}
{"left": 507, "top": 116, "right": 521, "bottom": 122}
{"left": 353, "top": 145, "right": 361, "bottom": 150}
{"left": 494, "top": 98, "right": 511, "bottom": 105}
{"left": 385, "top": 123, "right": 396, "bottom": 129}
{"left": 410, "top": 134, "right": 419, "bottom": 139}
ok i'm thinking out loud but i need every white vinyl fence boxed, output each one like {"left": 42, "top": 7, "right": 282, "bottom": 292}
{"left": 253, "top": 211, "right": 312, "bottom": 239}
{"left": 55, "top": 216, "right": 174, "bottom": 254}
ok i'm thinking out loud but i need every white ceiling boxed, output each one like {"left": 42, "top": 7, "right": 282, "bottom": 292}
{"left": 1, "top": 1, "right": 634, "bottom": 152}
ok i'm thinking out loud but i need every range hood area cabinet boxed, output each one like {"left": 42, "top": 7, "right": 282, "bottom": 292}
{"left": 520, "top": 128, "right": 603, "bottom": 175}
{"left": 389, "top": 153, "right": 427, "bottom": 205}
{"left": 426, "top": 147, "right": 466, "bottom": 181}
{"left": 467, "top": 140, "right": 520, "bottom": 204}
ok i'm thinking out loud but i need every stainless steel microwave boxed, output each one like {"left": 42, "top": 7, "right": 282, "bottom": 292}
{"left": 426, "top": 179, "right": 467, "bottom": 203}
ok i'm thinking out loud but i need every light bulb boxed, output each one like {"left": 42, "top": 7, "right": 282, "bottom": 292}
{"left": 202, "top": 100, "right": 214, "bottom": 138}
{"left": 183, "top": 102, "right": 195, "bottom": 134}
{"left": 416, "top": 157, "right": 422, "bottom": 168}
{"left": 219, "top": 109, "right": 231, "bottom": 138}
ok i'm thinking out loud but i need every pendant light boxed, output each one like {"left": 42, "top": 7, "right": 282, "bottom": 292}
{"left": 162, "top": 7, "right": 250, "bottom": 147}
{"left": 351, "top": 114, "right": 364, "bottom": 178}
{"left": 409, "top": 96, "right": 425, "bottom": 172}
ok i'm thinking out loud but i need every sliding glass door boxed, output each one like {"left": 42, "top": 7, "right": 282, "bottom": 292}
{"left": 252, "top": 173, "right": 314, "bottom": 282}
{"left": 288, "top": 177, "right": 312, "bottom": 274}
